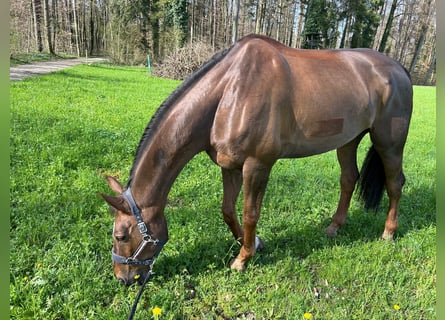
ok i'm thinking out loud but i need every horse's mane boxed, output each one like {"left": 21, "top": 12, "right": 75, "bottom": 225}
{"left": 126, "top": 45, "right": 233, "bottom": 186}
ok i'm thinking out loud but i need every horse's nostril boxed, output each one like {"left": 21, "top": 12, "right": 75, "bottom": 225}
{"left": 117, "top": 276, "right": 137, "bottom": 287}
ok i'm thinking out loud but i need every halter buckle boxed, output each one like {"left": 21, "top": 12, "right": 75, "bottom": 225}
{"left": 137, "top": 222, "right": 148, "bottom": 234}
{"left": 125, "top": 257, "right": 135, "bottom": 264}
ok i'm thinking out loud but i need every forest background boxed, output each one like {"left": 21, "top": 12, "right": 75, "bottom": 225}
{"left": 10, "top": 0, "right": 436, "bottom": 85}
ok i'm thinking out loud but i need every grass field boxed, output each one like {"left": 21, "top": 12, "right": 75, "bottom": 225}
{"left": 10, "top": 64, "right": 435, "bottom": 319}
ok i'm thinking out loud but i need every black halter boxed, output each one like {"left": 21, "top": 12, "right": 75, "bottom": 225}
{"left": 111, "top": 187, "right": 167, "bottom": 266}
{"left": 111, "top": 188, "right": 167, "bottom": 320}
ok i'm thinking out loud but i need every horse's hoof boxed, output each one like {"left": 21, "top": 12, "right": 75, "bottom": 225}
{"left": 325, "top": 224, "right": 338, "bottom": 238}
{"left": 230, "top": 258, "right": 246, "bottom": 272}
{"left": 381, "top": 230, "right": 395, "bottom": 241}
{"left": 255, "top": 236, "right": 265, "bottom": 251}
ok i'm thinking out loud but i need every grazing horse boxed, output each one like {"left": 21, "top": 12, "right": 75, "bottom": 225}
{"left": 100, "top": 34, "right": 412, "bottom": 285}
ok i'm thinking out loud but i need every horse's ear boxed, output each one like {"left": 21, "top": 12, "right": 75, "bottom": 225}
{"left": 99, "top": 193, "right": 131, "bottom": 215}
{"left": 105, "top": 176, "right": 124, "bottom": 194}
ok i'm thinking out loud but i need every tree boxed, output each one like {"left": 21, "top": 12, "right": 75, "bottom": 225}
{"left": 349, "top": 0, "right": 383, "bottom": 48}
{"left": 72, "top": 0, "right": 80, "bottom": 56}
{"left": 255, "top": 0, "right": 266, "bottom": 34}
{"left": 43, "top": 0, "right": 55, "bottom": 55}
{"left": 232, "top": 0, "right": 240, "bottom": 42}
{"left": 302, "top": 0, "right": 338, "bottom": 48}
{"left": 33, "top": 0, "right": 44, "bottom": 52}
{"left": 424, "top": 46, "right": 435, "bottom": 85}
{"left": 377, "top": 0, "right": 398, "bottom": 52}
{"left": 9, "top": 0, "right": 436, "bottom": 85}
{"left": 408, "top": 0, "right": 433, "bottom": 74}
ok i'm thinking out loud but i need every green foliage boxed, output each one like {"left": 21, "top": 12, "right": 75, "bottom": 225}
{"left": 108, "top": 0, "right": 154, "bottom": 65}
{"left": 303, "top": 0, "right": 338, "bottom": 48}
{"left": 163, "top": 0, "right": 188, "bottom": 46}
{"left": 10, "top": 66, "right": 435, "bottom": 319}
{"left": 303, "top": 0, "right": 384, "bottom": 49}
{"left": 107, "top": 0, "right": 189, "bottom": 64}
{"left": 349, "top": 0, "right": 383, "bottom": 48}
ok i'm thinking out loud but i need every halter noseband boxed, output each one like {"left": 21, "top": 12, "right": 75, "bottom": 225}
{"left": 111, "top": 187, "right": 167, "bottom": 266}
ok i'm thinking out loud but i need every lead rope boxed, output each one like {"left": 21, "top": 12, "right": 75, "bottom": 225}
{"left": 120, "top": 187, "right": 163, "bottom": 320}
{"left": 127, "top": 267, "right": 153, "bottom": 320}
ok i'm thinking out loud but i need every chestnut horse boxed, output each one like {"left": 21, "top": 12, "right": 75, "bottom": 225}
{"left": 100, "top": 34, "right": 412, "bottom": 286}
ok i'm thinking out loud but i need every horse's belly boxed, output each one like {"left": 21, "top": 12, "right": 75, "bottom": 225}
{"left": 280, "top": 126, "right": 367, "bottom": 158}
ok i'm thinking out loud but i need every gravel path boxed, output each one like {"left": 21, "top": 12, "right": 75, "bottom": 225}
{"left": 10, "top": 57, "right": 108, "bottom": 81}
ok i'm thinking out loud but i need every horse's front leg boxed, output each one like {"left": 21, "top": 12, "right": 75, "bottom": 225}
{"left": 221, "top": 168, "right": 244, "bottom": 241}
{"left": 230, "top": 158, "right": 269, "bottom": 271}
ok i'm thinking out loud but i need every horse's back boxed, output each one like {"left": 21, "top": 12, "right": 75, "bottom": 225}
{"left": 210, "top": 35, "right": 412, "bottom": 166}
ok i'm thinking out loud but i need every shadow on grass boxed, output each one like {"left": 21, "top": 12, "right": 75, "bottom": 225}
{"left": 152, "top": 183, "right": 435, "bottom": 279}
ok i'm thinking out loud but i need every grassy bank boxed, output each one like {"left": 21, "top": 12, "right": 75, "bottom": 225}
{"left": 10, "top": 52, "right": 78, "bottom": 67}
{"left": 10, "top": 65, "right": 435, "bottom": 319}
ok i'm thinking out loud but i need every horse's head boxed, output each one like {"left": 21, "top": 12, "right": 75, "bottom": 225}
{"left": 100, "top": 176, "right": 167, "bottom": 286}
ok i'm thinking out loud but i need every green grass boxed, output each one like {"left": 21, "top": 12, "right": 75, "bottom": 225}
{"left": 10, "top": 65, "right": 435, "bottom": 319}
{"left": 10, "top": 52, "right": 78, "bottom": 67}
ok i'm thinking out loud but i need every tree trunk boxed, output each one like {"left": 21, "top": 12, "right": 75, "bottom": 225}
{"left": 72, "top": 0, "right": 80, "bottom": 56}
{"left": 424, "top": 47, "right": 435, "bottom": 85}
{"left": 295, "top": 1, "right": 305, "bottom": 48}
{"left": 43, "top": 0, "right": 55, "bottom": 55}
{"left": 372, "top": 0, "right": 388, "bottom": 50}
{"left": 151, "top": 15, "right": 160, "bottom": 58}
{"left": 232, "top": 0, "right": 240, "bottom": 43}
{"left": 189, "top": 0, "right": 194, "bottom": 43}
{"left": 287, "top": 1, "right": 297, "bottom": 46}
{"left": 339, "top": 14, "right": 351, "bottom": 48}
{"left": 89, "top": 0, "right": 94, "bottom": 55}
{"left": 212, "top": 0, "right": 217, "bottom": 49}
{"left": 409, "top": 23, "right": 428, "bottom": 74}
{"left": 378, "top": 0, "right": 397, "bottom": 52}
{"left": 32, "top": 0, "right": 44, "bottom": 52}
{"left": 255, "top": 0, "right": 266, "bottom": 34}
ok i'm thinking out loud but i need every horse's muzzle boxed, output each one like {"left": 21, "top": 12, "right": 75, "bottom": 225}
{"left": 116, "top": 270, "right": 147, "bottom": 287}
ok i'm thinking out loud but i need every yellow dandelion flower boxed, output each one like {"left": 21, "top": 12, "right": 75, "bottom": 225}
{"left": 134, "top": 274, "right": 141, "bottom": 280}
{"left": 303, "top": 312, "right": 313, "bottom": 319}
{"left": 152, "top": 306, "right": 162, "bottom": 316}
{"left": 393, "top": 304, "right": 401, "bottom": 311}
{"left": 23, "top": 276, "right": 29, "bottom": 281}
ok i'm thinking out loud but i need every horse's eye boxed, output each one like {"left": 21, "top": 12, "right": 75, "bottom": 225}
{"left": 114, "top": 235, "right": 127, "bottom": 242}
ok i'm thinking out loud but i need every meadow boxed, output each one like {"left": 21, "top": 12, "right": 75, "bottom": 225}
{"left": 10, "top": 64, "right": 435, "bottom": 319}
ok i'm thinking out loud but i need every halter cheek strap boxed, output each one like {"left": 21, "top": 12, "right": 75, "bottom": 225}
{"left": 111, "top": 187, "right": 167, "bottom": 266}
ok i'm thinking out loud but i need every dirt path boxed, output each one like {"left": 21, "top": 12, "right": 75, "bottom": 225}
{"left": 10, "top": 57, "right": 108, "bottom": 81}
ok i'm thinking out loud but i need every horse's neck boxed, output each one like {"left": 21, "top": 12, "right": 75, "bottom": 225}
{"left": 130, "top": 85, "right": 219, "bottom": 209}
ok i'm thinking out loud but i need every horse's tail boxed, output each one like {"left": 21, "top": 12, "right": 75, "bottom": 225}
{"left": 357, "top": 145, "right": 386, "bottom": 211}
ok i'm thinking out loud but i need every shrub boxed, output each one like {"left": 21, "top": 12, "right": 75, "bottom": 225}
{"left": 153, "top": 41, "right": 215, "bottom": 80}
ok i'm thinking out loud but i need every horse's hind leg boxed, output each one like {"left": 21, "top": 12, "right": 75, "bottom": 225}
{"left": 382, "top": 160, "right": 405, "bottom": 240}
{"left": 374, "top": 146, "right": 406, "bottom": 240}
{"left": 371, "top": 116, "right": 410, "bottom": 240}
{"left": 326, "top": 134, "right": 365, "bottom": 237}
{"left": 221, "top": 168, "right": 244, "bottom": 241}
